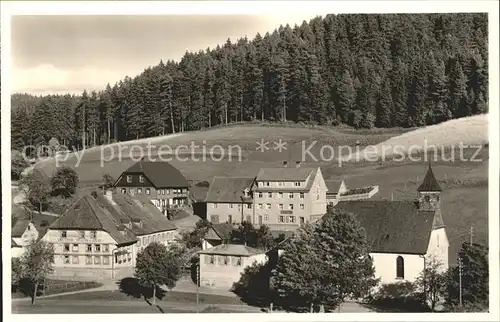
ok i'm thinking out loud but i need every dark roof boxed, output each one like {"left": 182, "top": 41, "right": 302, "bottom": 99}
{"left": 256, "top": 167, "right": 316, "bottom": 181}
{"left": 170, "top": 214, "right": 202, "bottom": 231}
{"left": 198, "top": 244, "right": 264, "bottom": 256}
{"left": 118, "top": 160, "right": 190, "bottom": 188}
{"left": 417, "top": 164, "right": 442, "bottom": 192}
{"left": 325, "top": 180, "right": 343, "bottom": 194}
{"left": 11, "top": 205, "right": 57, "bottom": 240}
{"left": 190, "top": 185, "right": 209, "bottom": 202}
{"left": 204, "top": 177, "right": 254, "bottom": 203}
{"left": 209, "top": 223, "right": 233, "bottom": 240}
{"left": 334, "top": 200, "right": 436, "bottom": 254}
{"left": 49, "top": 193, "right": 177, "bottom": 245}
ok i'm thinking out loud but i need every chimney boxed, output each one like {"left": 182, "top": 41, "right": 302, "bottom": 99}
{"left": 296, "top": 161, "right": 301, "bottom": 168}
{"left": 282, "top": 160, "right": 288, "bottom": 167}
{"left": 105, "top": 189, "right": 116, "bottom": 205}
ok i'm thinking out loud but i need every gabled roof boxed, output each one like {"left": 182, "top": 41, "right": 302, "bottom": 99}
{"left": 11, "top": 205, "right": 57, "bottom": 240}
{"left": 170, "top": 214, "right": 202, "bottom": 231}
{"left": 207, "top": 223, "right": 233, "bottom": 241}
{"left": 118, "top": 160, "right": 190, "bottom": 188}
{"left": 254, "top": 168, "right": 320, "bottom": 193}
{"left": 50, "top": 195, "right": 135, "bottom": 244}
{"left": 12, "top": 219, "right": 31, "bottom": 238}
{"left": 256, "top": 167, "right": 316, "bottom": 182}
{"left": 325, "top": 180, "right": 343, "bottom": 194}
{"left": 334, "top": 201, "right": 435, "bottom": 254}
{"left": 417, "top": 164, "right": 442, "bottom": 192}
{"left": 198, "top": 244, "right": 264, "bottom": 257}
{"left": 204, "top": 177, "right": 255, "bottom": 203}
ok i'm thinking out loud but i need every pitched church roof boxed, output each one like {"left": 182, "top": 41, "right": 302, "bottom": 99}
{"left": 417, "top": 164, "right": 442, "bottom": 192}
{"left": 334, "top": 201, "right": 435, "bottom": 254}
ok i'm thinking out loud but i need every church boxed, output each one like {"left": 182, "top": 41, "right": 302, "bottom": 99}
{"left": 277, "top": 164, "right": 449, "bottom": 285}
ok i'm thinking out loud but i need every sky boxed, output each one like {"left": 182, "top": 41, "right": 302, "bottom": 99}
{"left": 11, "top": 14, "right": 320, "bottom": 95}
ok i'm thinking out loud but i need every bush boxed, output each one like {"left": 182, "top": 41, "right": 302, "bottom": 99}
{"left": 368, "top": 282, "right": 429, "bottom": 312}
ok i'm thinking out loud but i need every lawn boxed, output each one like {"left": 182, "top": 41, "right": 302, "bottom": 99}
{"left": 12, "top": 279, "right": 103, "bottom": 299}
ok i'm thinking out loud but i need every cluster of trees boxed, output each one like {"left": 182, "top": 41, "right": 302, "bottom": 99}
{"left": 235, "top": 207, "right": 378, "bottom": 312}
{"left": 19, "top": 166, "right": 79, "bottom": 212}
{"left": 12, "top": 241, "right": 55, "bottom": 305}
{"left": 12, "top": 13, "right": 488, "bottom": 151}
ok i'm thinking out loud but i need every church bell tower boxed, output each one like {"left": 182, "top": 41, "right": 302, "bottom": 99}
{"left": 417, "top": 163, "right": 442, "bottom": 212}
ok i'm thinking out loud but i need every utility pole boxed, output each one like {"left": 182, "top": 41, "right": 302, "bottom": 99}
{"left": 458, "top": 257, "right": 463, "bottom": 307}
{"left": 196, "top": 263, "right": 200, "bottom": 313}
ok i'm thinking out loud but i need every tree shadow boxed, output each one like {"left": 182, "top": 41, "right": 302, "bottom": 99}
{"left": 16, "top": 278, "right": 45, "bottom": 302}
{"left": 117, "top": 277, "right": 167, "bottom": 305}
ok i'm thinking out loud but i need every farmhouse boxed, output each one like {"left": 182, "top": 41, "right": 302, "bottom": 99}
{"left": 198, "top": 244, "right": 267, "bottom": 288}
{"left": 11, "top": 205, "right": 56, "bottom": 258}
{"left": 273, "top": 164, "right": 449, "bottom": 285}
{"left": 205, "top": 177, "right": 255, "bottom": 225}
{"left": 42, "top": 191, "right": 179, "bottom": 280}
{"left": 114, "top": 159, "right": 190, "bottom": 215}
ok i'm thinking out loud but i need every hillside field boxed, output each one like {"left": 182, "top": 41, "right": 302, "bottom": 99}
{"left": 29, "top": 120, "right": 489, "bottom": 265}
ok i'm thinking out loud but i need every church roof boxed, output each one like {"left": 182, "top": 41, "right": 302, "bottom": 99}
{"left": 334, "top": 201, "right": 435, "bottom": 254}
{"left": 417, "top": 164, "right": 442, "bottom": 192}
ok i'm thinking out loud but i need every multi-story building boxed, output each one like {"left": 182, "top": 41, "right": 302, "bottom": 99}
{"left": 114, "top": 159, "right": 190, "bottom": 215}
{"left": 204, "top": 177, "right": 255, "bottom": 225}
{"left": 252, "top": 166, "right": 327, "bottom": 229}
{"left": 42, "top": 191, "right": 178, "bottom": 280}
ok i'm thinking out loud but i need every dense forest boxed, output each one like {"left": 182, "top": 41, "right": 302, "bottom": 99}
{"left": 11, "top": 13, "right": 488, "bottom": 151}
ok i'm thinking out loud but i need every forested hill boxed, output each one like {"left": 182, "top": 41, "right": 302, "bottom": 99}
{"left": 12, "top": 13, "right": 488, "bottom": 150}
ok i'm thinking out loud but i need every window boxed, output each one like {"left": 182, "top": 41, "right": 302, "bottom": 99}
{"left": 90, "top": 231, "right": 97, "bottom": 239}
{"left": 289, "top": 216, "right": 296, "bottom": 223}
{"left": 258, "top": 192, "right": 263, "bottom": 198}
{"left": 103, "top": 256, "right": 110, "bottom": 265}
{"left": 396, "top": 256, "right": 405, "bottom": 279}
{"left": 247, "top": 204, "right": 252, "bottom": 209}
{"left": 223, "top": 256, "right": 229, "bottom": 265}
{"left": 266, "top": 203, "right": 271, "bottom": 210}
{"left": 424, "top": 195, "right": 430, "bottom": 202}
{"left": 264, "top": 214, "right": 269, "bottom": 220}
{"left": 137, "top": 188, "right": 143, "bottom": 194}
{"left": 246, "top": 215, "right": 252, "bottom": 223}
{"left": 289, "top": 204, "right": 294, "bottom": 210}
{"left": 300, "top": 193, "right": 304, "bottom": 199}
{"left": 72, "top": 256, "right": 79, "bottom": 264}
{"left": 145, "top": 188, "right": 150, "bottom": 195}
{"left": 236, "top": 257, "right": 242, "bottom": 266}
{"left": 86, "top": 255, "right": 92, "bottom": 265}
{"left": 229, "top": 203, "right": 233, "bottom": 209}
{"left": 300, "top": 204, "right": 305, "bottom": 210}
{"left": 121, "top": 188, "right": 126, "bottom": 194}
{"left": 278, "top": 182, "right": 284, "bottom": 187}
{"left": 95, "top": 244, "right": 101, "bottom": 252}
{"left": 138, "top": 238, "right": 142, "bottom": 246}
{"left": 278, "top": 216, "right": 285, "bottom": 223}
{"left": 129, "top": 188, "right": 135, "bottom": 194}
{"left": 268, "top": 192, "right": 272, "bottom": 198}
{"left": 228, "top": 215, "right": 232, "bottom": 224}
{"left": 166, "top": 189, "right": 171, "bottom": 194}
{"left": 209, "top": 255, "right": 215, "bottom": 264}
{"left": 64, "top": 255, "right": 70, "bottom": 264}
{"left": 79, "top": 231, "right": 86, "bottom": 239}
{"left": 278, "top": 192, "right": 283, "bottom": 199}
{"left": 237, "top": 204, "right": 241, "bottom": 210}
{"left": 289, "top": 193, "right": 294, "bottom": 199}
{"left": 86, "top": 244, "right": 92, "bottom": 253}
{"left": 265, "top": 182, "right": 270, "bottom": 187}
{"left": 127, "top": 175, "right": 132, "bottom": 183}
{"left": 279, "top": 204, "right": 283, "bottom": 210}
{"left": 294, "top": 182, "right": 300, "bottom": 187}
{"left": 213, "top": 203, "right": 218, "bottom": 208}
{"left": 258, "top": 204, "right": 263, "bottom": 209}
{"left": 139, "top": 175, "right": 144, "bottom": 183}
{"left": 64, "top": 244, "right": 70, "bottom": 252}
{"left": 94, "top": 256, "right": 101, "bottom": 265}
{"left": 72, "top": 244, "right": 79, "bottom": 252}
{"left": 61, "top": 231, "right": 67, "bottom": 238}
{"left": 27, "top": 225, "right": 31, "bottom": 231}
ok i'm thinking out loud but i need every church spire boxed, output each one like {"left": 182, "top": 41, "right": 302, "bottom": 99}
{"left": 417, "top": 163, "right": 442, "bottom": 192}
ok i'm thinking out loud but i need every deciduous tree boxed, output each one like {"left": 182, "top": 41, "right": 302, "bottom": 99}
{"left": 20, "top": 241, "right": 55, "bottom": 305}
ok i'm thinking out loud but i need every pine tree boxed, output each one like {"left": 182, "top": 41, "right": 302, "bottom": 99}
{"left": 337, "top": 70, "right": 356, "bottom": 124}
{"left": 448, "top": 58, "right": 469, "bottom": 118}
{"left": 376, "top": 78, "right": 393, "bottom": 127}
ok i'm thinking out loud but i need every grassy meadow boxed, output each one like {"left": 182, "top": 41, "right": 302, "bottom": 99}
{"left": 29, "top": 118, "right": 489, "bottom": 265}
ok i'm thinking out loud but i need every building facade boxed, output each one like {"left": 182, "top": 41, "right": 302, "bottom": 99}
{"left": 114, "top": 159, "right": 190, "bottom": 215}
{"left": 42, "top": 191, "right": 179, "bottom": 280}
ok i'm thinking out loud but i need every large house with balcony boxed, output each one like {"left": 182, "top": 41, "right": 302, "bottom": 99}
{"left": 252, "top": 166, "right": 327, "bottom": 229}
{"left": 42, "top": 191, "right": 178, "bottom": 280}
{"left": 114, "top": 159, "right": 190, "bottom": 215}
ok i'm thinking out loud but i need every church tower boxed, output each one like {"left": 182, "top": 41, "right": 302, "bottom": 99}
{"left": 417, "top": 163, "right": 444, "bottom": 229}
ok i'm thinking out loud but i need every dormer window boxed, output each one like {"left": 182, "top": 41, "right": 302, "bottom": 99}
{"left": 243, "top": 188, "right": 249, "bottom": 197}
{"left": 126, "top": 175, "right": 132, "bottom": 183}
{"left": 139, "top": 175, "right": 144, "bottom": 183}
